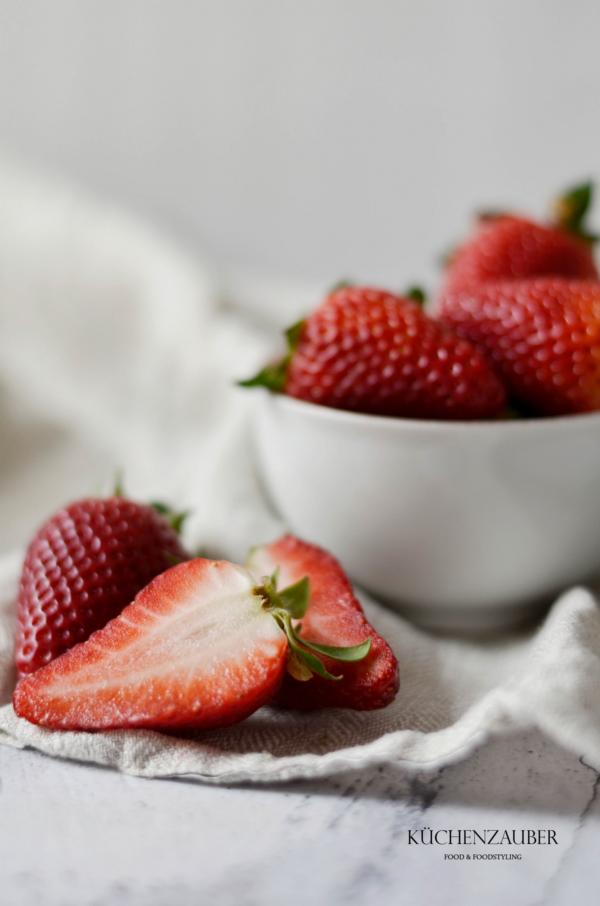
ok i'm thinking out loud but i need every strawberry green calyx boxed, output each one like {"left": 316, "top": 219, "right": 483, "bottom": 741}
{"left": 149, "top": 501, "right": 190, "bottom": 535}
{"left": 552, "top": 182, "right": 598, "bottom": 242}
{"left": 113, "top": 471, "right": 125, "bottom": 498}
{"left": 329, "top": 279, "right": 354, "bottom": 292}
{"left": 255, "top": 571, "right": 371, "bottom": 681}
{"left": 238, "top": 358, "right": 288, "bottom": 392}
{"left": 112, "top": 474, "right": 189, "bottom": 535}
{"left": 238, "top": 320, "right": 305, "bottom": 393}
{"left": 476, "top": 209, "right": 510, "bottom": 222}
{"left": 405, "top": 286, "right": 427, "bottom": 306}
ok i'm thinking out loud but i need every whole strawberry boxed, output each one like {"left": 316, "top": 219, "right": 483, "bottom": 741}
{"left": 440, "top": 278, "right": 600, "bottom": 415}
{"left": 443, "top": 183, "right": 598, "bottom": 292}
{"left": 15, "top": 495, "right": 189, "bottom": 675}
{"left": 241, "top": 286, "right": 506, "bottom": 420}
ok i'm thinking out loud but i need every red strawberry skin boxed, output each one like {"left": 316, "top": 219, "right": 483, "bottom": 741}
{"left": 13, "top": 559, "right": 288, "bottom": 731}
{"left": 440, "top": 279, "right": 600, "bottom": 415}
{"left": 284, "top": 287, "right": 506, "bottom": 420}
{"left": 15, "top": 497, "right": 189, "bottom": 676}
{"left": 248, "top": 535, "right": 399, "bottom": 710}
{"left": 444, "top": 216, "right": 598, "bottom": 292}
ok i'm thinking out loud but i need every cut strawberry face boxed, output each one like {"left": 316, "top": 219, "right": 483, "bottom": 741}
{"left": 247, "top": 535, "right": 399, "bottom": 711}
{"left": 14, "top": 556, "right": 374, "bottom": 732}
{"left": 14, "top": 559, "right": 288, "bottom": 732}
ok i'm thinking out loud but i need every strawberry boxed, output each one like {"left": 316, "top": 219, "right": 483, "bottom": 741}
{"left": 443, "top": 183, "right": 598, "bottom": 292}
{"left": 13, "top": 558, "right": 371, "bottom": 731}
{"left": 248, "top": 535, "right": 399, "bottom": 710}
{"left": 241, "top": 286, "right": 506, "bottom": 420}
{"left": 439, "top": 278, "right": 600, "bottom": 415}
{"left": 15, "top": 495, "right": 189, "bottom": 676}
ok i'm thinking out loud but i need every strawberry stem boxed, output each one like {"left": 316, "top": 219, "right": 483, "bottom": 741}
{"left": 113, "top": 470, "right": 125, "bottom": 498}
{"left": 254, "top": 572, "right": 372, "bottom": 681}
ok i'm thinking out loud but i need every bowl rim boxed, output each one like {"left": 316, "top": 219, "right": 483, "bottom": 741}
{"left": 257, "top": 391, "right": 600, "bottom": 434}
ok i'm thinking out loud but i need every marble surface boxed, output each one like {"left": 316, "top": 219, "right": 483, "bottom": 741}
{"left": 1, "top": 729, "right": 599, "bottom": 906}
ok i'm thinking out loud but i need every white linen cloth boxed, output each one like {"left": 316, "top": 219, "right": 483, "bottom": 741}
{"left": 1, "top": 158, "right": 600, "bottom": 783}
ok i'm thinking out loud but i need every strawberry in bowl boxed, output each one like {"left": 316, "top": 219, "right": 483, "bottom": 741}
{"left": 438, "top": 183, "right": 600, "bottom": 417}
{"left": 440, "top": 278, "right": 600, "bottom": 416}
{"left": 241, "top": 285, "right": 506, "bottom": 420}
{"left": 442, "top": 182, "right": 598, "bottom": 292}
{"left": 240, "top": 192, "right": 600, "bottom": 628}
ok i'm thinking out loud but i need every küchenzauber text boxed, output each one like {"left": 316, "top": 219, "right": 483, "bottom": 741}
{"left": 408, "top": 828, "right": 557, "bottom": 845}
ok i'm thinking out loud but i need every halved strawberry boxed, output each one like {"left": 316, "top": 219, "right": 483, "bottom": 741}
{"left": 247, "top": 535, "right": 399, "bottom": 710}
{"left": 13, "top": 559, "right": 288, "bottom": 731}
{"left": 14, "top": 557, "right": 372, "bottom": 731}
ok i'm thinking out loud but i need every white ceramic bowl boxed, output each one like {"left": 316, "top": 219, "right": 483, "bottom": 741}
{"left": 252, "top": 393, "right": 600, "bottom": 632}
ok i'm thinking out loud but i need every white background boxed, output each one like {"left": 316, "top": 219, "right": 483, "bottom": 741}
{"left": 0, "top": 0, "right": 598, "bottom": 288}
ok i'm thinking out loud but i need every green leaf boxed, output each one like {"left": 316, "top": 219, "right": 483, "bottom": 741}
{"left": 293, "top": 646, "right": 342, "bottom": 681}
{"left": 150, "top": 502, "right": 190, "bottom": 535}
{"left": 275, "top": 610, "right": 341, "bottom": 679}
{"left": 405, "top": 286, "right": 426, "bottom": 306}
{"left": 295, "top": 636, "right": 372, "bottom": 662}
{"left": 239, "top": 320, "right": 306, "bottom": 392}
{"left": 269, "top": 566, "right": 280, "bottom": 588}
{"left": 329, "top": 279, "right": 354, "bottom": 293}
{"left": 553, "top": 181, "right": 596, "bottom": 241}
{"left": 237, "top": 358, "right": 288, "bottom": 392}
{"left": 150, "top": 500, "right": 170, "bottom": 515}
{"left": 170, "top": 511, "right": 190, "bottom": 534}
{"left": 278, "top": 576, "right": 310, "bottom": 619}
{"left": 285, "top": 320, "right": 306, "bottom": 353}
{"left": 260, "top": 579, "right": 370, "bottom": 681}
